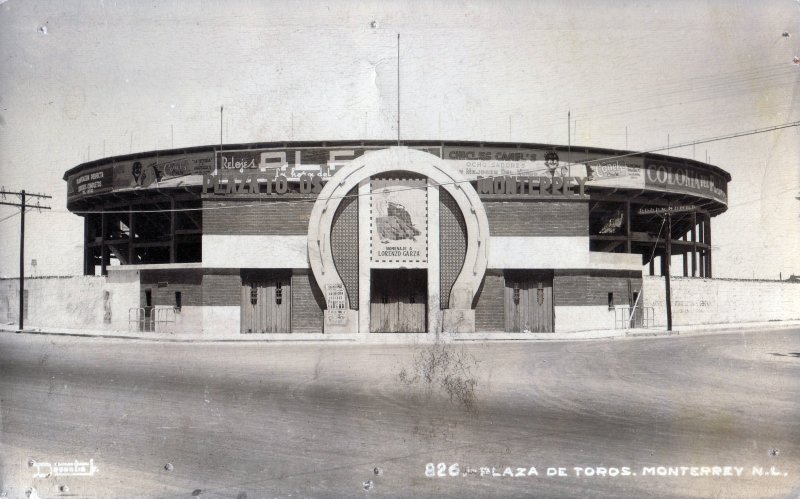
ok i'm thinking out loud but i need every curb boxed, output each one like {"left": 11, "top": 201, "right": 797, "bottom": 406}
{"left": 2, "top": 321, "right": 798, "bottom": 344}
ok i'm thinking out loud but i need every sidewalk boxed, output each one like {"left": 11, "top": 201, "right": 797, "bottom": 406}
{"left": 2, "top": 320, "right": 798, "bottom": 344}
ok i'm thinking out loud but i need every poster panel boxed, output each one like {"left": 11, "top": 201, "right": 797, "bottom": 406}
{"left": 325, "top": 283, "right": 347, "bottom": 324}
{"left": 370, "top": 178, "right": 427, "bottom": 265}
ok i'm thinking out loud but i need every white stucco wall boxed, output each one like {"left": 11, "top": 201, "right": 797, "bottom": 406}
{"left": 489, "top": 237, "right": 642, "bottom": 271}
{"left": 202, "top": 306, "right": 240, "bottom": 335}
{"left": 643, "top": 277, "right": 800, "bottom": 327}
{"left": 0, "top": 274, "right": 139, "bottom": 332}
{"left": 555, "top": 305, "right": 618, "bottom": 333}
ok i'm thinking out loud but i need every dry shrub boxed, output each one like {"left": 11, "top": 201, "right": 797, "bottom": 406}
{"left": 399, "top": 341, "right": 479, "bottom": 412}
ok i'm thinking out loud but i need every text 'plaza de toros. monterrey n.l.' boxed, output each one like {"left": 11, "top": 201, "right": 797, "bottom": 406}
{"left": 60, "top": 141, "right": 731, "bottom": 336}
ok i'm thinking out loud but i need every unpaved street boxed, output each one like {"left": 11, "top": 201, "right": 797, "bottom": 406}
{"left": 1, "top": 329, "right": 798, "bottom": 498}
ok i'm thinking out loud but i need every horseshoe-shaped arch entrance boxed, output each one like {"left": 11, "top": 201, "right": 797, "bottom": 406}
{"left": 307, "top": 147, "right": 489, "bottom": 334}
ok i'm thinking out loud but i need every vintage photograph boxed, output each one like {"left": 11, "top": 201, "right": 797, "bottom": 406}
{"left": 0, "top": 1, "right": 798, "bottom": 497}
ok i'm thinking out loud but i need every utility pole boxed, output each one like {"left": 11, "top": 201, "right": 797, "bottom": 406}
{"left": 0, "top": 188, "right": 52, "bottom": 331}
{"left": 639, "top": 204, "right": 697, "bottom": 331}
{"left": 664, "top": 212, "right": 673, "bottom": 331}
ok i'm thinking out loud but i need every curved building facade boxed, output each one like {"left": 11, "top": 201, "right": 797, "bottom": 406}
{"left": 63, "top": 141, "right": 730, "bottom": 335}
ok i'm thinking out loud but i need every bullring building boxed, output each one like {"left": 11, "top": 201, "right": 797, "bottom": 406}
{"left": 64, "top": 141, "right": 729, "bottom": 335}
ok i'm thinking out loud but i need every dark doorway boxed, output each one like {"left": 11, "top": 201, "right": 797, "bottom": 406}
{"left": 370, "top": 269, "right": 427, "bottom": 332}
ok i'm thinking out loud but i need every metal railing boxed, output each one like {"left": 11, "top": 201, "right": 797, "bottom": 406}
{"left": 129, "top": 306, "right": 176, "bottom": 333}
{"left": 614, "top": 306, "right": 655, "bottom": 329}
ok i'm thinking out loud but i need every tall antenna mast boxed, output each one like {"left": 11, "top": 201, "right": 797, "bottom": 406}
{"left": 397, "top": 33, "right": 401, "bottom": 146}
{"left": 215, "top": 105, "right": 223, "bottom": 175}
{"left": 567, "top": 110, "right": 571, "bottom": 167}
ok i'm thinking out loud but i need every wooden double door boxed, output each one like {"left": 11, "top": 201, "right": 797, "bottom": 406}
{"left": 370, "top": 269, "right": 427, "bottom": 333}
{"left": 504, "top": 270, "right": 554, "bottom": 333}
{"left": 241, "top": 271, "right": 291, "bottom": 333}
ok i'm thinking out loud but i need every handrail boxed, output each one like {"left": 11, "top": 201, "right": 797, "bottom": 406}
{"left": 129, "top": 306, "right": 175, "bottom": 333}
{"left": 614, "top": 306, "right": 655, "bottom": 329}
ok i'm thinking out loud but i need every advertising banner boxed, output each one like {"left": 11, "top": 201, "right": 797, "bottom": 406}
{"left": 66, "top": 152, "right": 216, "bottom": 201}
{"left": 566, "top": 152, "right": 645, "bottom": 190}
{"left": 442, "top": 146, "right": 645, "bottom": 190}
{"left": 112, "top": 152, "right": 215, "bottom": 190}
{"left": 442, "top": 146, "right": 549, "bottom": 178}
{"left": 644, "top": 161, "right": 727, "bottom": 204}
{"left": 216, "top": 146, "right": 441, "bottom": 181}
{"left": 370, "top": 178, "right": 428, "bottom": 265}
{"left": 67, "top": 164, "right": 114, "bottom": 199}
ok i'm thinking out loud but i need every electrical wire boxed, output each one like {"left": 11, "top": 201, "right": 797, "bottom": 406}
{"left": 0, "top": 208, "right": 34, "bottom": 224}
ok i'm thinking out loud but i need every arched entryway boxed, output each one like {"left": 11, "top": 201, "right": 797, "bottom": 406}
{"left": 307, "top": 146, "right": 489, "bottom": 334}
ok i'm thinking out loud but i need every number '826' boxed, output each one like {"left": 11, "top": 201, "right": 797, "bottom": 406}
{"left": 425, "top": 463, "right": 460, "bottom": 477}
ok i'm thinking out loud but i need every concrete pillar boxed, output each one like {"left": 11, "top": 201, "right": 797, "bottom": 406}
{"left": 427, "top": 182, "right": 441, "bottom": 334}
{"left": 358, "top": 178, "right": 372, "bottom": 334}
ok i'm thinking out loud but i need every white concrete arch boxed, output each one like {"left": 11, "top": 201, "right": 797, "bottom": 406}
{"left": 307, "top": 146, "right": 489, "bottom": 333}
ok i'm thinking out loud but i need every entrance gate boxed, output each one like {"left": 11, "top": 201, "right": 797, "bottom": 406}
{"left": 504, "top": 270, "right": 554, "bottom": 333}
{"left": 370, "top": 269, "right": 427, "bottom": 332}
{"left": 241, "top": 271, "right": 291, "bottom": 333}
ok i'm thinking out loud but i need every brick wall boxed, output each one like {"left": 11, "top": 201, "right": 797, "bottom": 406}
{"left": 485, "top": 200, "right": 588, "bottom": 236}
{"left": 140, "top": 269, "right": 203, "bottom": 307}
{"left": 203, "top": 199, "right": 314, "bottom": 235}
{"left": 291, "top": 271, "right": 324, "bottom": 332}
{"left": 553, "top": 270, "right": 642, "bottom": 307}
{"left": 202, "top": 270, "right": 241, "bottom": 306}
{"left": 474, "top": 272, "right": 505, "bottom": 332}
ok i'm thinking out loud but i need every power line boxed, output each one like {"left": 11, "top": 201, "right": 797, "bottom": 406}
{"left": 52, "top": 120, "right": 800, "bottom": 216}
{"left": 0, "top": 207, "right": 35, "bottom": 224}
{"left": 0, "top": 188, "right": 52, "bottom": 332}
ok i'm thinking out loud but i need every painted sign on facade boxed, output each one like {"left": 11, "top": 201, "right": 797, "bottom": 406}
{"left": 568, "top": 153, "right": 645, "bottom": 190}
{"left": 201, "top": 172, "right": 324, "bottom": 195}
{"left": 475, "top": 175, "right": 588, "bottom": 196}
{"left": 443, "top": 146, "right": 646, "bottom": 190}
{"left": 66, "top": 152, "right": 215, "bottom": 200}
{"left": 443, "top": 146, "right": 548, "bottom": 178}
{"left": 370, "top": 178, "right": 427, "bottom": 265}
{"left": 114, "top": 153, "right": 215, "bottom": 189}
{"left": 66, "top": 144, "right": 728, "bottom": 205}
{"left": 644, "top": 162, "right": 727, "bottom": 203}
{"left": 67, "top": 165, "right": 114, "bottom": 199}
{"left": 216, "top": 146, "right": 442, "bottom": 181}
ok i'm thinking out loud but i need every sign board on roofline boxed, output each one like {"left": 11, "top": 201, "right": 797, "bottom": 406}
{"left": 638, "top": 205, "right": 699, "bottom": 216}
{"left": 65, "top": 144, "right": 728, "bottom": 205}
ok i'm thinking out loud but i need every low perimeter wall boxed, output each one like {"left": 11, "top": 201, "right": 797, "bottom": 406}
{"left": 643, "top": 276, "right": 800, "bottom": 327}
{"left": 3, "top": 274, "right": 799, "bottom": 335}
{"left": 0, "top": 274, "right": 139, "bottom": 332}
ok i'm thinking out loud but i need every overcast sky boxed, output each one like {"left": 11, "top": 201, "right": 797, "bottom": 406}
{"left": 0, "top": 0, "right": 798, "bottom": 279}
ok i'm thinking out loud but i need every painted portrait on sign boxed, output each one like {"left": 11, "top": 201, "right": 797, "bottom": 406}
{"left": 370, "top": 178, "right": 428, "bottom": 265}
